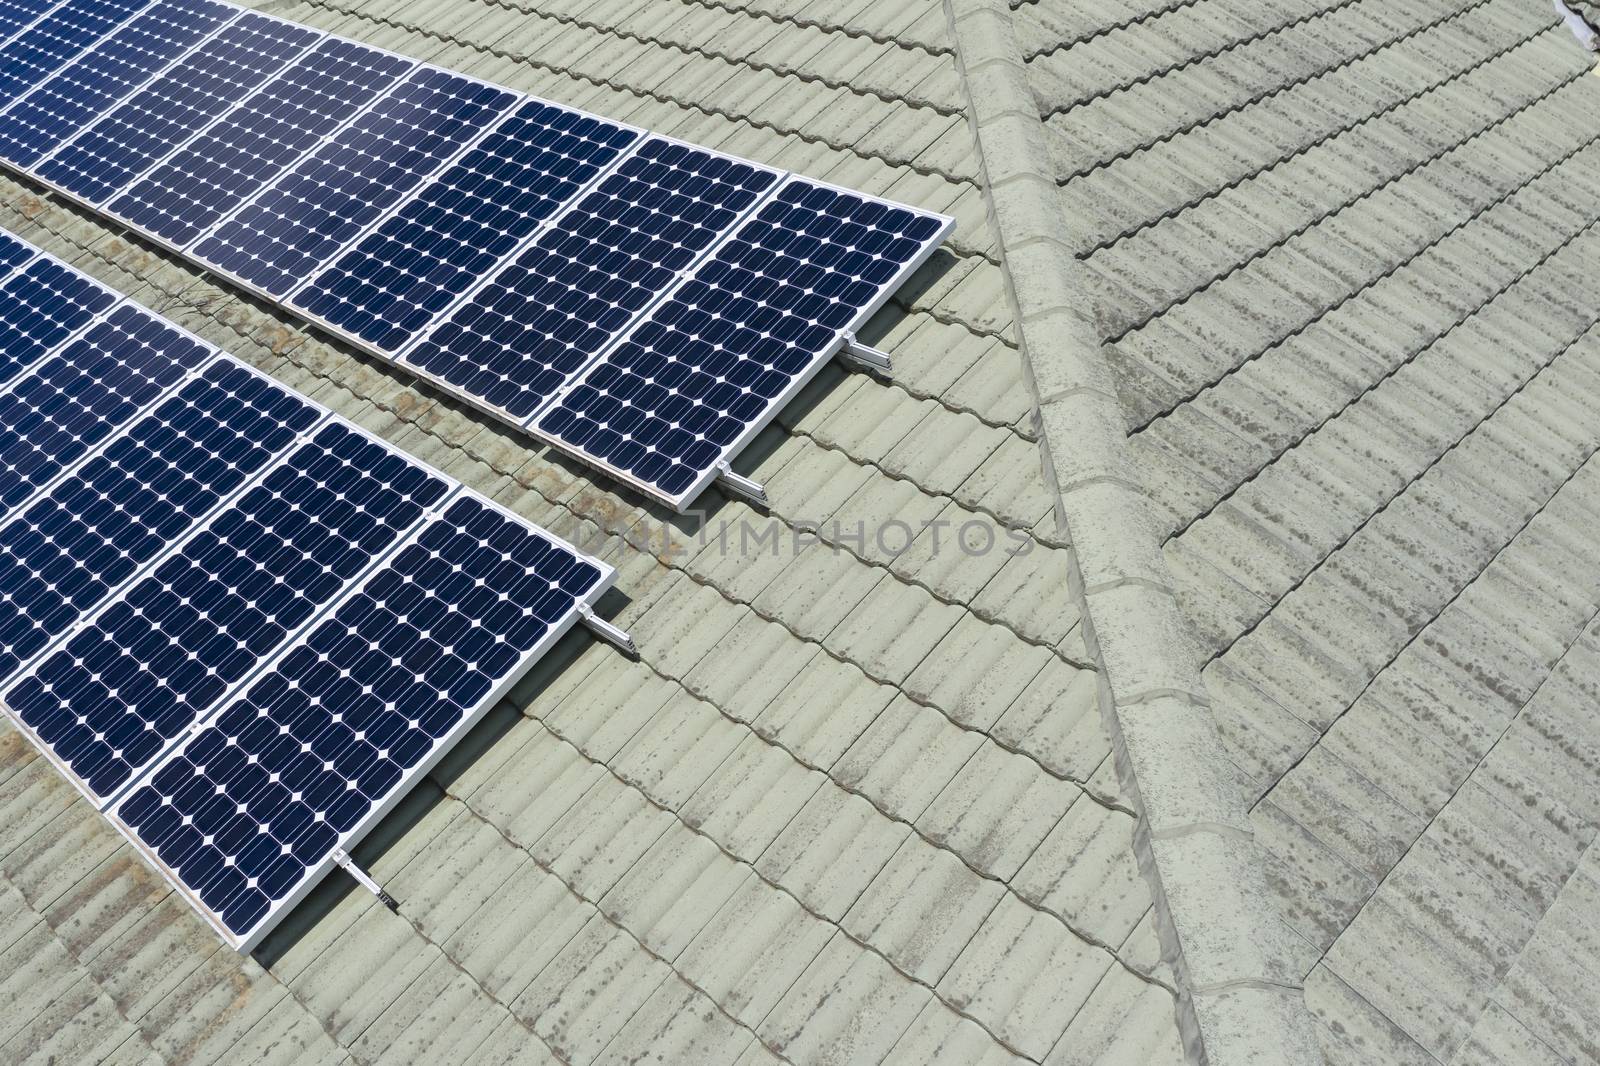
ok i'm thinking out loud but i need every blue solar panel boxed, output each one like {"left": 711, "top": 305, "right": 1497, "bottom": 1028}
{"left": 0, "top": 0, "right": 57, "bottom": 50}
{"left": 0, "top": 359, "right": 315, "bottom": 684}
{"left": 0, "top": 227, "right": 32, "bottom": 274}
{"left": 107, "top": 37, "right": 412, "bottom": 247}
{"left": 0, "top": 255, "right": 119, "bottom": 389}
{"left": 0, "top": 0, "right": 234, "bottom": 166}
{"left": 0, "top": 302, "right": 210, "bottom": 521}
{"left": 115, "top": 494, "right": 605, "bottom": 945}
{"left": 193, "top": 66, "right": 515, "bottom": 299}
{"left": 400, "top": 137, "right": 778, "bottom": 421}
{"left": 5, "top": 420, "right": 447, "bottom": 802}
{"left": 0, "top": 0, "right": 148, "bottom": 106}
{"left": 291, "top": 98, "right": 639, "bottom": 353}
{"left": 35, "top": 12, "right": 320, "bottom": 205}
{"left": 536, "top": 179, "right": 950, "bottom": 505}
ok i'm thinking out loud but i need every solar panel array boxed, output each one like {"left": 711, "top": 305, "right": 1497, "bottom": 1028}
{"left": 0, "top": 234, "right": 616, "bottom": 951}
{"left": 0, "top": 0, "right": 950, "bottom": 510}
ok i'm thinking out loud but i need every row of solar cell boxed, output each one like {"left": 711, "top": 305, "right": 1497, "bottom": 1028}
{"left": 116, "top": 494, "right": 605, "bottom": 945}
{"left": 0, "top": 1, "right": 951, "bottom": 512}
{"left": 535, "top": 179, "right": 952, "bottom": 507}
{"left": 0, "top": 233, "right": 617, "bottom": 953}
{"left": 0, "top": 0, "right": 234, "bottom": 167}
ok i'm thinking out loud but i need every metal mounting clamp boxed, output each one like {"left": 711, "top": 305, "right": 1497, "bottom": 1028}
{"left": 333, "top": 849, "right": 399, "bottom": 912}
{"left": 578, "top": 603, "right": 637, "bottom": 657}
{"left": 837, "top": 331, "right": 892, "bottom": 374}
{"left": 715, "top": 461, "right": 768, "bottom": 507}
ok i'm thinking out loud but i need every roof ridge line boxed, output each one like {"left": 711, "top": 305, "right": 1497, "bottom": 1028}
{"left": 942, "top": 2, "right": 1325, "bottom": 1064}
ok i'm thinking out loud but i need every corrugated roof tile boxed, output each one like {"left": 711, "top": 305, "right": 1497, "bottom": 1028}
{"left": 937, "top": 895, "right": 1110, "bottom": 1060}
{"left": 759, "top": 931, "right": 932, "bottom": 1066}
{"left": 673, "top": 874, "right": 832, "bottom": 1029}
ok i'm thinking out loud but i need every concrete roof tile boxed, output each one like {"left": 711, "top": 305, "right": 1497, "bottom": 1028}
{"left": 882, "top": 1000, "right": 1030, "bottom": 1065}
{"left": 592, "top": 977, "right": 754, "bottom": 1066}
{"left": 532, "top": 776, "right": 674, "bottom": 901}
{"left": 749, "top": 653, "right": 896, "bottom": 771}
{"left": 679, "top": 616, "right": 820, "bottom": 724}
{"left": 832, "top": 694, "right": 985, "bottom": 824}
{"left": 387, "top": 806, "right": 527, "bottom": 945}
{"left": 459, "top": 1014, "right": 563, "bottom": 1066}
{"left": 841, "top": 834, "right": 1007, "bottom": 986}
{"left": 754, "top": 785, "right": 910, "bottom": 922}
{"left": 597, "top": 823, "right": 747, "bottom": 961}
{"left": 350, "top": 954, "right": 509, "bottom": 1065}
{"left": 439, "top": 859, "right": 594, "bottom": 1006}
{"left": 759, "top": 931, "right": 932, "bottom": 1066}
{"left": 917, "top": 742, "right": 1079, "bottom": 882}
{"left": 673, "top": 874, "right": 832, "bottom": 1029}
{"left": 539, "top": 657, "right": 676, "bottom": 764}
{"left": 903, "top": 612, "right": 1055, "bottom": 731}
{"left": 990, "top": 658, "right": 1108, "bottom": 784}
{"left": 1047, "top": 965, "right": 1184, "bottom": 1066}
{"left": 750, "top": 542, "right": 880, "bottom": 643}
{"left": 824, "top": 576, "right": 966, "bottom": 685}
{"left": 1012, "top": 795, "right": 1148, "bottom": 949}
{"left": 511, "top": 913, "right": 671, "bottom": 1065}
{"left": 612, "top": 689, "right": 746, "bottom": 809}
{"left": 937, "top": 895, "right": 1110, "bottom": 1060}
{"left": 680, "top": 733, "right": 827, "bottom": 863}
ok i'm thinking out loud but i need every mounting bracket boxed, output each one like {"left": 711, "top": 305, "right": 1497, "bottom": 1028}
{"left": 578, "top": 603, "right": 637, "bottom": 657}
{"left": 837, "top": 331, "right": 892, "bottom": 374}
{"left": 715, "top": 461, "right": 768, "bottom": 507}
{"left": 333, "top": 849, "right": 399, "bottom": 912}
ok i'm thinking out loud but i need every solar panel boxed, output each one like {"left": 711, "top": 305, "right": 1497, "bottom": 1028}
{"left": 0, "top": 0, "right": 148, "bottom": 107}
{"left": 399, "top": 137, "right": 779, "bottom": 422}
{"left": 0, "top": 358, "right": 313, "bottom": 684}
{"left": 0, "top": 226, "right": 33, "bottom": 273}
{"left": 0, "top": 12, "right": 954, "bottom": 511}
{"left": 34, "top": 11, "right": 320, "bottom": 205}
{"left": 290, "top": 97, "right": 639, "bottom": 353}
{"left": 0, "top": 302, "right": 210, "bottom": 522}
{"left": 0, "top": 0, "right": 58, "bottom": 50}
{"left": 114, "top": 493, "right": 608, "bottom": 949}
{"left": 4, "top": 419, "right": 443, "bottom": 803}
{"left": 193, "top": 65, "right": 516, "bottom": 299}
{"left": 0, "top": 228, "right": 625, "bottom": 949}
{"left": 0, "top": 0, "right": 234, "bottom": 167}
{"left": 107, "top": 36, "right": 412, "bottom": 247}
{"left": 535, "top": 178, "right": 952, "bottom": 507}
{"left": 0, "top": 254, "right": 119, "bottom": 389}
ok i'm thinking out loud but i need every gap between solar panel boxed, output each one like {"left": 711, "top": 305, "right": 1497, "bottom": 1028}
{"left": 0, "top": 229, "right": 633, "bottom": 952}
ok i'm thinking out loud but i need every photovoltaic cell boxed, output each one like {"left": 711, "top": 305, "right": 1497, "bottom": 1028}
{"left": 0, "top": 255, "right": 119, "bottom": 389}
{"left": 5, "top": 419, "right": 445, "bottom": 802}
{"left": 0, "top": 303, "right": 210, "bottom": 521}
{"left": 0, "top": 227, "right": 31, "bottom": 273}
{"left": 0, "top": 359, "right": 313, "bottom": 683}
{"left": 402, "top": 137, "right": 778, "bottom": 421}
{"left": 537, "top": 180, "right": 949, "bottom": 504}
{"left": 292, "top": 98, "right": 639, "bottom": 353}
{"left": 0, "top": 0, "right": 148, "bottom": 106}
{"left": 107, "top": 36, "right": 411, "bottom": 247}
{"left": 194, "top": 66, "right": 515, "bottom": 299}
{"left": 0, "top": 0, "right": 234, "bottom": 166}
{"left": 36, "top": 12, "right": 320, "bottom": 205}
{"left": 115, "top": 495, "right": 604, "bottom": 943}
{"left": 0, "top": 0, "right": 57, "bottom": 49}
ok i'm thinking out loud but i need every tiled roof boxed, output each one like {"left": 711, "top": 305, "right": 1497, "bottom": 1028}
{"left": 7, "top": 0, "right": 1595, "bottom": 1062}
{"left": 1009, "top": 0, "right": 1600, "bottom": 1061}
{"left": 0, "top": 1, "right": 1182, "bottom": 1064}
